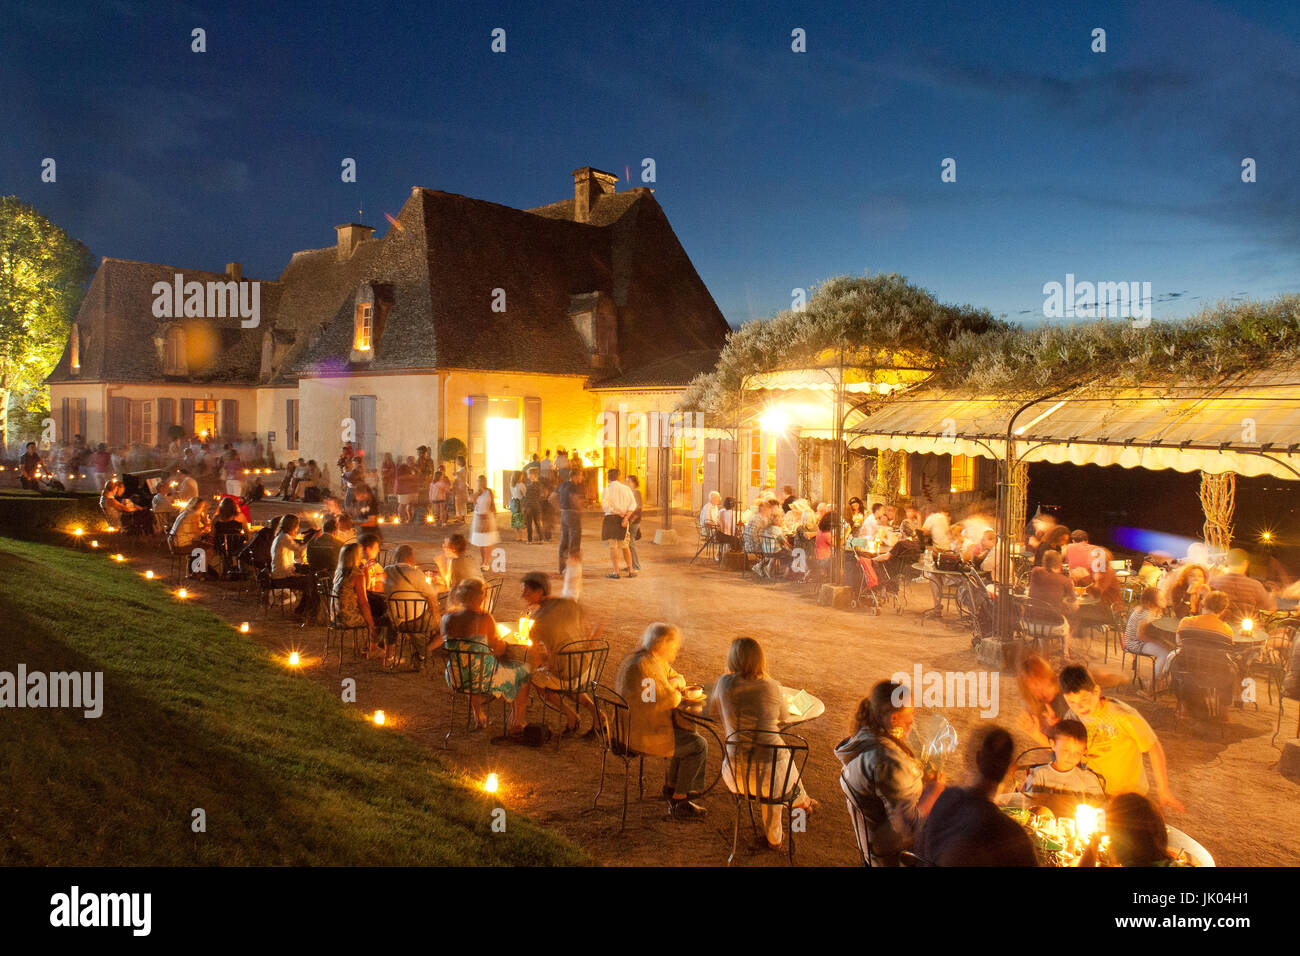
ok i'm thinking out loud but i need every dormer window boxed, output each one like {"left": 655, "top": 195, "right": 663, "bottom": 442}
{"left": 70, "top": 323, "right": 80, "bottom": 372}
{"left": 355, "top": 303, "right": 373, "bottom": 351}
{"left": 164, "top": 326, "right": 188, "bottom": 375}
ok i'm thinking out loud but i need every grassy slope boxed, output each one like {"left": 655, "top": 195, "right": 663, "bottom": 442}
{"left": 0, "top": 536, "right": 588, "bottom": 866}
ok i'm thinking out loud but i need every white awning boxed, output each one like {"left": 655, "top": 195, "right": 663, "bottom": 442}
{"left": 848, "top": 370, "right": 1300, "bottom": 480}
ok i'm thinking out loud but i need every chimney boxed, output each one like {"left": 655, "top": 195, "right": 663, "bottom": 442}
{"left": 571, "top": 167, "right": 619, "bottom": 224}
{"left": 225, "top": 262, "right": 241, "bottom": 282}
{"left": 335, "top": 223, "right": 375, "bottom": 261}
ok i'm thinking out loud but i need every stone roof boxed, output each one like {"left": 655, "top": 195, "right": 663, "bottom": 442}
{"left": 587, "top": 348, "right": 723, "bottom": 389}
{"left": 46, "top": 258, "right": 282, "bottom": 385}
{"left": 52, "top": 174, "right": 731, "bottom": 389}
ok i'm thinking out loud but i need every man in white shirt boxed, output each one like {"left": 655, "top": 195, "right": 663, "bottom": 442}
{"left": 699, "top": 491, "right": 721, "bottom": 531}
{"left": 922, "top": 505, "right": 952, "bottom": 550}
{"left": 383, "top": 544, "right": 440, "bottom": 670}
{"left": 539, "top": 449, "right": 553, "bottom": 481}
{"left": 600, "top": 468, "right": 638, "bottom": 579}
{"left": 174, "top": 468, "right": 199, "bottom": 504}
{"left": 861, "top": 503, "right": 885, "bottom": 542}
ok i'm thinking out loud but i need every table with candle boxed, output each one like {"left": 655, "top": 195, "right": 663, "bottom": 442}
{"left": 995, "top": 792, "right": 1214, "bottom": 866}
{"left": 496, "top": 617, "right": 535, "bottom": 663}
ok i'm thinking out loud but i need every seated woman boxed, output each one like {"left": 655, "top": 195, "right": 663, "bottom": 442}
{"left": 271, "top": 514, "right": 317, "bottom": 618}
{"left": 1027, "top": 550, "right": 1077, "bottom": 655}
{"left": 169, "top": 497, "right": 210, "bottom": 551}
{"left": 1164, "top": 563, "right": 1210, "bottom": 619}
{"left": 1125, "top": 587, "right": 1174, "bottom": 681}
{"left": 100, "top": 478, "right": 146, "bottom": 533}
{"left": 709, "top": 637, "right": 817, "bottom": 850}
{"left": 211, "top": 496, "right": 248, "bottom": 577}
{"left": 834, "top": 681, "right": 944, "bottom": 866}
{"left": 438, "top": 577, "right": 530, "bottom": 732}
{"left": 714, "top": 497, "right": 740, "bottom": 561}
{"left": 332, "top": 541, "right": 378, "bottom": 656}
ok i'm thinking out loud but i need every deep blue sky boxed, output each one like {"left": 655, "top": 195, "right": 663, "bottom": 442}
{"left": 6, "top": 0, "right": 1300, "bottom": 325}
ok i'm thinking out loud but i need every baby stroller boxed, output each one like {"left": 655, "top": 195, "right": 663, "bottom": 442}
{"left": 954, "top": 565, "right": 997, "bottom": 649}
{"left": 850, "top": 551, "right": 904, "bottom": 614}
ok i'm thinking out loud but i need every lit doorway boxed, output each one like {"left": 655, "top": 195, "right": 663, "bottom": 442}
{"left": 194, "top": 399, "right": 217, "bottom": 439}
{"left": 485, "top": 416, "right": 522, "bottom": 506}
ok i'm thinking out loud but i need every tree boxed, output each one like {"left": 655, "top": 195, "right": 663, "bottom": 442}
{"left": 439, "top": 437, "right": 467, "bottom": 465}
{"left": 679, "top": 273, "right": 1006, "bottom": 419}
{"left": 0, "top": 197, "right": 94, "bottom": 448}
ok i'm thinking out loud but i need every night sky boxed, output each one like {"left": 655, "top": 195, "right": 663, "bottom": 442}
{"left": 6, "top": 0, "right": 1300, "bottom": 325}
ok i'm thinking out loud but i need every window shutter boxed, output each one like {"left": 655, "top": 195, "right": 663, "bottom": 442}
{"left": 524, "top": 396, "right": 541, "bottom": 456}
{"left": 349, "top": 395, "right": 377, "bottom": 462}
{"left": 76, "top": 399, "right": 86, "bottom": 439}
{"left": 286, "top": 399, "right": 299, "bottom": 451}
{"left": 467, "top": 394, "right": 488, "bottom": 471}
{"left": 61, "top": 398, "right": 70, "bottom": 444}
{"left": 221, "top": 399, "right": 239, "bottom": 439}
{"left": 108, "top": 396, "right": 128, "bottom": 445}
{"left": 157, "top": 398, "right": 175, "bottom": 441}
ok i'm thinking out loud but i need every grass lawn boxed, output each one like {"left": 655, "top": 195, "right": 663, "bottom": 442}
{"left": 0, "top": 536, "right": 588, "bottom": 866}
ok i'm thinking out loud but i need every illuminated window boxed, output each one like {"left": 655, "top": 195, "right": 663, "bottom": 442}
{"left": 193, "top": 399, "right": 217, "bottom": 439}
{"left": 71, "top": 324, "right": 80, "bottom": 372}
{"left": 950, "top": 454, "right": 975, "bottom": 494}
{"left": 748, "top": 429, "right": 777, "bottom": 489}
{"left": 355, "top": 303, "right": 373, "bottom": 351}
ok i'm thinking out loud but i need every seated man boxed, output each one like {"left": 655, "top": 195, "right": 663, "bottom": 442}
{"left": 699, "top": 490, "right": 721, "bottom": 532}
{"left": 19, "top": 442, "right": 44, "bottom": 490}
{"left": 306, "top": 516, "right": 344, "bottom": 575}
{"left": 916, "top": 726, "right": 1037, "bottom": 866}
{"left": 615, "top": 622, "right": 708, "bottom": 820}
{"left": 1027, "top": 550, "right": 1078, "bottom": 654}
{"left": 439, "top": 533, "right": 482, "bottom": 590}
{"left": 383, "top": 544, "right": 441, "bottom": 670}
{"left": 1177, "top": 589, "right": 1233, "bottom": 639}
{"left": 760, "top": 517, "right": 792, "bottom": 579}
{"left": 356, "top": 532, "right": 389, "bottom": 628}
{"left": 1208, "top": 548, "right": 1276, "bottom": 621}
{"left": 1022, "top": 718, "right": 1106, "bottom": 809}
{"left": 519, "top": 572, "right": 599, "bottom": 732}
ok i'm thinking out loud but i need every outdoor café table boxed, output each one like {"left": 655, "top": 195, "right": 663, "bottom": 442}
{"left": 911, "top": 562, "right": 970, "bottom": 620}
{"left": 675, "top": 683, "right": 825, "bottom": 797}
{"left": 994, "top": 792, "right": 1214, "bottom": 866}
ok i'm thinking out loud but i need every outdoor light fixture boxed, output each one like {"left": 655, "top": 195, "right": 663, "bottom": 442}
{"left": 373, "top": 710, "right": 386, "bottom": 726}
{"left": 377, "top": 517, "right": 385, "bottom": 524}
{"left": 758, "top": 408, "right": 788, "bottom": 434}
{"left": 239, "top": 622, "right": 249, "bottom": 633}
{"left": 392, "top": 517, "right": 400, "bottom": 525}
{"left": 1261, "top": 531, "right": 1273, "bottom": 543}
{"left": 425, "top": 515, "right": 434, "bottom": 524}
{"left": 484, "top": 773, "right": 499, "bottom": 794}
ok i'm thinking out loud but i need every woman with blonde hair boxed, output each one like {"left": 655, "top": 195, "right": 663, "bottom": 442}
{"left": 439, "top": 577, "right": 531, "bottom": 732}
{"left": 710, "top": 637, "right": 816, "bottom": 850}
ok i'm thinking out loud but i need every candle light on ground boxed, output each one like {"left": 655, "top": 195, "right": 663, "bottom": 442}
{"left": 425, "top": 515, "right": 434, "bottom": 524}
{"left": 484, "top": 773, "right": 499, "bottom": 794}
{"left": 177, "top": 588, "right": 188, "bottom": 599}
{"left": 288, "top": 651, "right": 301, "bottom": 667}
{"left": 239, "top": 622, "right": 250, "bottom": 633}
{"left": 112, "top": 553, "right": 125, "bottom": 562}
{"left": 373, "top": 710, "right": 387, "bottom": 726}
{"left": 90, "top": 540, "right": 99, "bottom": 548}
{"left": 145, "top": 570, "right": 155, "bottom": 579}
{"left": 72, "top": 527, "right": 84, "bottom": 537}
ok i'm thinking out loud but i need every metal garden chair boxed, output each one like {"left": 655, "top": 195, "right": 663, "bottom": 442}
{"left": 722, "top": 728, "right": 809, "bottom": 865}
